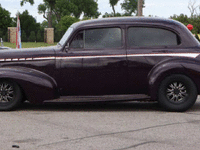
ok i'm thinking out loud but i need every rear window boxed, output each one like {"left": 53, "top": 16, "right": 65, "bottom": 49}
{"left": 128, "top": 27, "right": 180, "bottom": 47}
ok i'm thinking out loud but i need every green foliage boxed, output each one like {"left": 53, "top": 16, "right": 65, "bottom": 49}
{"left": 29, "top": 31, "right": 36, "bottom": 42}
{"left": 170, "top": 14, "right": 190, "bottom": 26}
{"left": 41, "top": 20, "right": 48, "bottom": 29}
{"left": 102, "top": 12, "right": 131, "bottom": 18}
{"left": 38, "top": 3, "right": 48, "bottom": 20}
{"left": 13, "top": 10, "right": 41, "bottom": 38}
{"left": 20, "top": 0, "right": 34, "bottom": 6}
{"left": 110, "top": 0, "right": 120, "bottom": 6}
{"left": 109, "top": 0, "right": 119, "bottom": 16}
{"left": 0, "top": 29, "right": 3, "bottom": 39}
{"left": 2, "top": 31, "right": 7, "bottom": 42}
{"left": 21, "top": 30, "right": 27, "bottom": 42}
{"left": 121, "top": 0, "right": 138, "bottom": 15}
{"left": 54, "top": 30, "right": 64, "bottom": 42}
{"left": 170, "top": 14, "right": 200, "bottom": 34}
{"left": 21, "top": 0, "right": 100, "bottom": 31}
{"left": 56, "top": 0, "right": 100, "bottom": 19}
{"left": 55, "top": 0, "right": 78, "bottom": 19}
{"left": 0, "top": 4, "right": 12, "bottom": 33}
{"left": 57, "top": 16, "right": 79, "bottom": 32}
{"left": 36, "top": 30, "right": 42, "bottom": 42}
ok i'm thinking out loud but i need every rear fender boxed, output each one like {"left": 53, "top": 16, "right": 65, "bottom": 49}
{"left": 0, "top": 67, "right": 59, "bottom": 103}
{"left": 147, "top": 58, "right": 200, "bottom": 100}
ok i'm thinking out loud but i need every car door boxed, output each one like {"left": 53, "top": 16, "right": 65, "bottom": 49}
{"left": 126, "top": 25, "right": 181, "bottom": 94}
{"left": 58, "top": 26, "right": 128, "bottom": 96}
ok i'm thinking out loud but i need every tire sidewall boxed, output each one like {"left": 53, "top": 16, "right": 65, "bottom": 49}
{"left": 158, "top": 75, "right": 197, "bottom": 112}
{"left": 0, "top": 80, "right": 22, "bottom": 111}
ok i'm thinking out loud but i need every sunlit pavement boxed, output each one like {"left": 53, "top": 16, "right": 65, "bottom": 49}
{"left": 1, "top": 97, "right": 200, "bottom": 150}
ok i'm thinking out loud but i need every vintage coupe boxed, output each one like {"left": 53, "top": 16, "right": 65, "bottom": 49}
{"left": 1, "top": 17, "right": 200, "bottom": 111}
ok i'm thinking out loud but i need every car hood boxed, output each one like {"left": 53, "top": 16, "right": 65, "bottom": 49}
{"left": 0, "top": 46, "right": 57, "bottom": 60}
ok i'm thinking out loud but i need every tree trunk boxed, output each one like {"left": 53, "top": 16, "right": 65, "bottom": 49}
{"left": 137, "top": 0, "right": 143, "bottom": 16}
{"left": 111, "top": 5, "right": 116, "bottom": 16}
{"left": 48, "top": 8, "right": 52, "bottom": 28}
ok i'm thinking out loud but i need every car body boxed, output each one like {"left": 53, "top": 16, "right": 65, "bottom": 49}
{"left": 1, "top": 17, "right": 200, "bottom": 111}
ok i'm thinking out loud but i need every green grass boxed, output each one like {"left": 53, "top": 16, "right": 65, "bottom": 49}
{"left": 2, "top": 42, "right": 57, "bottom": 49}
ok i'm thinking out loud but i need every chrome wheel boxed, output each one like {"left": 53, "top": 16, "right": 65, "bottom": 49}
{"left": 0, "top": 80, "right": 22, "bottom": 111}
{"left": 166, "top": 82, "right": 187, "bottom": 102}
{"left": 0, "top": 83, "right": 14, "bottom": 103}
{"left": 158, "top": 75, "right": 197, "bottom": 112}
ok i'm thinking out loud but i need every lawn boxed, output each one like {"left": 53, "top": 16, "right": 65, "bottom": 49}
{"left": 2, "top": 42, "right": 57, "bottom": 49}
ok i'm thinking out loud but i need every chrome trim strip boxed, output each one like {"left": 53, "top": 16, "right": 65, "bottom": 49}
{"left": 0, "top": 53, "right": 198, "bottom": 62}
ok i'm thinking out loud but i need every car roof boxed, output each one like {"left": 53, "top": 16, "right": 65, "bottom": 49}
{"left": 71, "top": 17, "right": 182, "bottom": 29}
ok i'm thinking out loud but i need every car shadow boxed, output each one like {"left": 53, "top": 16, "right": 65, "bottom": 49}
{"left": 18, "top": 101, "right": 162, "bottom": 112}
{"left": 16, "top": 100, "right": 200, "bottom": 112}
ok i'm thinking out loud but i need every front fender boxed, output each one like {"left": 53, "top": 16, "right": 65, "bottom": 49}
{"left": 147, "top": 58, "right": 200, "bottom": 100}
{"left": 0, "top": 67, "right": 59, "bottom": 103}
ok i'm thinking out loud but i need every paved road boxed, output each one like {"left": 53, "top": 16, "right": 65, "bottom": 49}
{"left": 1, "top": 97, "right": 200, "bottom": 150}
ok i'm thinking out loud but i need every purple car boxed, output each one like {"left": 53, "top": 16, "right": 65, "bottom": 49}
{"left": 0, "top": 17, "right": 200, "bottom": 111}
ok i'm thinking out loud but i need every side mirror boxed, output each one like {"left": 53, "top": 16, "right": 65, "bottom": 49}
{"left": 65, "top": 43, "right": 69, "bottom": 52}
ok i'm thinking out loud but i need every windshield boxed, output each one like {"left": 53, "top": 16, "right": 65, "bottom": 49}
{"left": 58, "top": 27, "right": 73, "bottom": 46}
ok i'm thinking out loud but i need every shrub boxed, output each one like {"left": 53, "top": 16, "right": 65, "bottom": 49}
{"left": 29, "top": 31, "right": 36, "bottom": 42}
{"left": 21, "top": 30, "right": 27, "bottom": 42}
{"left": 36, "top": 30, "right": 42, "bottom": 42}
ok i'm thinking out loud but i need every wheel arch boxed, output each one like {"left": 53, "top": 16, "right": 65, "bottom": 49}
{"left": 148, "top": 58, "right": 200, "bottom": 100}
{"left": 0, "top": 67, "right": 59, "bottom": 104}
{"left": 0, "top": 78, "right": 27, "bottom": 102}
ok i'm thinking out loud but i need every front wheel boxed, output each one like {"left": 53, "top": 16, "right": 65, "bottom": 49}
{"left": 158, "top": 75, "right": 197, "bottom": 112}
{"left": 0, "top": 80, "right": 22, "bottom": 111}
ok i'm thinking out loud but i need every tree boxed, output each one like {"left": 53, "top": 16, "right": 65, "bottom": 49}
{"left": 103, "top": 12, "right": 123, "bottom": 18}
{"left": 21, "top": 30, "right": 27, "bottom": 42}
{"left": 188, "top": 0, "right": 200, "bottom": 17}
{"left": 13, "top": 10, "right": 40, "bottom": 38}
{"left": 38, "top": 1, "right": 58, "bottom": 28}
{"left": 56, "top": 0, "right": 100, "bottom": 19}
{"left": 23, "top": 0, "right": 100, "bottom": 28}
{"left": 121, "top": 0, "right": 145, "bottom": 16}
{"left": 36, "top": 30, "right": 42, "bottom": 42}
{"left": 20, "top": 0, "right": 34, "bottom": 6}
{"left": 41, "top": 20, "right": 48, "bottom": 29}
{"left": 137, "top": 0, "right": 143, "bottom": 16}
{"left": 0, "top": 4, "right": 12, "bottom": 34}
{"left": 2, "top": 31, "right": 8, "bottom": 42}
{"left": 21, "top": 0, "right": 55, "bottom": 28}
{"left": 29, "top": 31, "right": 36, "bottom": 42}
{"left": 57, "top": 16, "right": 79, "bottom": 32}
{"left": 43, "top": 0, "right": 56, "bottom": 28}
{"left": 109, "top": 0, "right": 119, "bottom": 16}
{"left": 170, "top": 14, "right": 200, "bottom": 35}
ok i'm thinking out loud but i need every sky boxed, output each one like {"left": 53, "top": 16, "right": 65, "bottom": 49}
{"left": 0, "top": 0, "right": 194, "bottom": 23}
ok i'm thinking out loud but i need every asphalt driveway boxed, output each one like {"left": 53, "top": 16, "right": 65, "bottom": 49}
{"left": 1, "top": 98, "right": 200, "bottom": 150}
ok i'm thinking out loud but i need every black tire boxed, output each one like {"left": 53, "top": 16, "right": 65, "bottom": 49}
{"left": 0, "top": 80, "right": 22, "bottom": 111}
{"left": 158, "top": 74, "right": 197, "bottom": 112}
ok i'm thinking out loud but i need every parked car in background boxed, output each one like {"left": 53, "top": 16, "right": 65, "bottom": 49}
{"left": 0, "top": 17, "right": 200, "bottom": 111}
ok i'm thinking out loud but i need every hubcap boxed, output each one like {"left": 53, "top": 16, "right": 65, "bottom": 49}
{"left": 166, "top": 82, "right": 187, "bottom": 102}
{"left": 0, "top": 83, "right": 14, "bottom": 103}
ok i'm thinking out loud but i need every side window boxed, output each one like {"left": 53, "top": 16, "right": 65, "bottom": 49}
{"left": 70, "top": 28, "right": 122, "bottom": 49}
{"left": 128, "top": 27, "right": 180, "bottom": 47}
{"left": 70, "top": 31, "right": 84, "bottom": 48}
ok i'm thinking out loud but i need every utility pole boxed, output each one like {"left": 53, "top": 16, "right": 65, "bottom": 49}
{"left": 137, "top": 0, "right": 143, "bottom": 16}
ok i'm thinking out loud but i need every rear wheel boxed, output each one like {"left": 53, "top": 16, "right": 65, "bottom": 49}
{"left": 158, "top": 74, "right": 197, "bottom": 112}
{"left": 0, "top": 80, "right": 22, "bottom": 111}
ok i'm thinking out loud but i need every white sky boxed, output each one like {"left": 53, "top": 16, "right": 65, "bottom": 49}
{"left": 0, "top": 0, "right": 194, "bottom": 23}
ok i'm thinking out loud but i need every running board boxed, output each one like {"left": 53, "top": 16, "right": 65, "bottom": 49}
{"left": 44, "top": 94, "right": 151, "bottom": 103}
